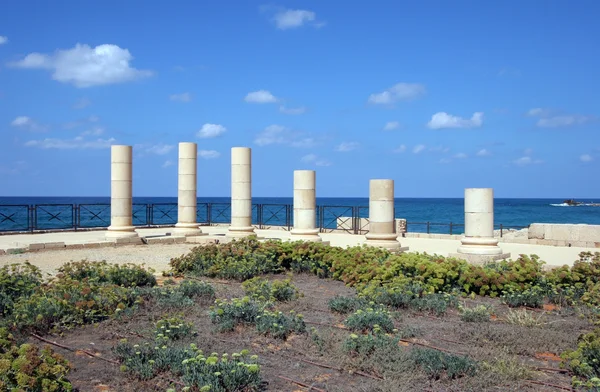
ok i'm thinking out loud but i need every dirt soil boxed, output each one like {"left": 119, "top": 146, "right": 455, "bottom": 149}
{"left": 30, "top": 274, "right": 590, "bottom": 392}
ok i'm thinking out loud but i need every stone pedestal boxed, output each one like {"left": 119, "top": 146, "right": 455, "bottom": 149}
{"left": 364, "top": 179, "right": 406, "bottom": 251}
{"left": 173, "top": 142, "right": 203, "bottom": 236}
{"left": 227, "top": 147, "right": 256, "bottom": 238}
{"left": 291, "top": 170, "right": 322, "bottom": 242}
{"left": 451, "top": 188, "right": 509, "bottom": 263}
{"left": 106, "top": 145, "right": 139, "bottom": 240}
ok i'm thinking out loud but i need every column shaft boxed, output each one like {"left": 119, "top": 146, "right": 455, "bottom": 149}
{"left": 365, "top": 179, "right": 400, "bottom": 249}
{"left": 227, "top": 147, "right": 255, "bottom": 237}
{"left": 291, "top": 170, "right": 321, "bottom": 241}
{"left": 173, "top": 142, "right": 202, "bottom": 235}
{"left": 106, "top": 145, "right": 138, "bottom": 239}
{"left": 457, "top": 188, "right": 503, "bottom": 255}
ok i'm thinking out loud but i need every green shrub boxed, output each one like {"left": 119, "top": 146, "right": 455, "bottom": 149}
{"left": 0, "top": 342, "right": 73, "bottom": 391}
{"left": 154, "top": 316, "right": 196, "bottom": 341}
{"left": 561, "top": 328, "right": 600, "bottom": 388}
{"left": 343, "top": 331, "right": 400, "bottom": 356}
{"left": 328, "top": 296, "right": 368, "bottom": 314}
{"left": 501, "top": 286, "right": 545, "bottom": 308}
{"left": 0, "top": 262, "right": 43, "bottom": 317}
{"left": 209, "top": 297, "right": 265, "bottom": 332}
{"left": 410, "top": 348, "right": 477, "bottom": 379}
{"left": 9, "top": 277, "right": 138, "bottom": 334}
{"left": 255, "top": 310, "right": 305, "bottom": 339}
{"left": 57, "top": 260, "right": 156, "bottom": 287}
{"left": 242, "top": 277, "right": 299, "bottom": 302}
{"left": 364, "top": 283, "right": 458, "bottom": 316}
{"left": 344, "top": 307, "right": 394, "bottom": 333}
{"left": 459, "top": 304, "right": 493, "bottom": 322}
{"left": 149, "top": 279, "right": 215, "bottom": 308}
{"left": 115, "top": 340, "right": 262, "bottom": 391}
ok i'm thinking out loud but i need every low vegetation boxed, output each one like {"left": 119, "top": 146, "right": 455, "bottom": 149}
{"left": 2, "top": 240, "right": 600, "bottom": 390}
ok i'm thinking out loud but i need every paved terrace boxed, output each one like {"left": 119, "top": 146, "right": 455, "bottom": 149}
{"left": 0, "top": 227, "right": 596, "bottom": 275}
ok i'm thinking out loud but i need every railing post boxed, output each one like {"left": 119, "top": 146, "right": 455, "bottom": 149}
{"left": 29, "top": 205, "right": 34, "bottom": 232}
{"left": 427, "top": 221, "right": 430, "bottom": 234}
{"left": 74, "top": 204, "right": 78, "bottom": 230}
{"left": 207, "top": 203, "right": 212, "bottom": 225}
{"left": 353, "top": 206, "right": 358, "bottom": 235}
{"left": 449, "top": 221, "right": 453, "bottom": 235}
{"left": 500, "top": 224, "right": 503, "bottom": 238}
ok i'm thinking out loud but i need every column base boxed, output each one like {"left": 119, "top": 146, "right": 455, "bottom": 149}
{"left": 172, "top": 223, "right": 205, "bottom": 236}
{"left": 105, "top": 226, "right": 139, "bottom": 239}
{"left": 290, "top": 228, "right": 322, "bottom": 242}
{"left": 449, "top": 252, "right": 511, "bottom": 265}
{"left": 227, "top": 226, "right": 256, "bottom": 238}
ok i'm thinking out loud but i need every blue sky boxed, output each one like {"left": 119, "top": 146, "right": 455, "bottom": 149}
{"left": 1, "top": 0, "right": 599, "bottom": 198}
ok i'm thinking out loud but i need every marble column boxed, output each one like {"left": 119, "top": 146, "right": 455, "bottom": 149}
{"left": 173, "top": 142, "right": 203, "bottom": 236}
{"left": 454, "top": 188, "right": 509, "bottom": 262}
{"left": 364, "top": 179, "right": 401, "bottom": 250}
{"left": 227, "top": 147, "right": 255, "bottom": 237}
{"left": 291, "top": 170, "right": 321, "bottom": 241}
{"left": 106, "top": 145, "right": 139, "bottom": 239}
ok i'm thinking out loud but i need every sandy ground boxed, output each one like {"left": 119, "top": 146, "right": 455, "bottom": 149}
{"left": 0, "top": 227, "right": 596, "bottom": 274}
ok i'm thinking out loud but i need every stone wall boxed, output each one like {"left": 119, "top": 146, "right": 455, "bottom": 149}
{"left": 528, "top": 223, "right": 600, "bottom": 248}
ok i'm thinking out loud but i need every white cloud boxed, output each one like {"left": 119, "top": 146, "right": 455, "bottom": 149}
{"left": 9, "top": 44, "right": 152, "bottom": 88}
{"left": 198, "top": 150, "right": 220, "bottom": 159}
{"left": 393, "top": 145, "right": 406, "bottom": 153}
{"left": 453, "top": 153, "right": 468, "bottom": 159}
{"left": 439, "top": 158, "right": 452, "bottom": 164}
{"left": 413, "top": 144, "right": 426, "bottom": 154}
{"left": 368, "top": 83, "right": 426, "bottom": 105}
{"left": 273, "top": 9, "right": 317, "bottom": 29}
{"left": 429, "top": 145, "right": 450, "bottom": 153}
{"left": 0, "top": 36, "right": 7, "bottom": 45}
{"left": 162, "top": 160, "right": 174, "bottom": 168}
{"left": 254, "top": 124, "right": 316, "bottom": 148}
{"left": 10, "top": 116, "right": 47, "bottom": 132}
{"left": 144, "top": 144, "right": 174, "bottom": 155}
{"left": 63, "top": 115, "right": 99, "bottom": 130}
{"left": 335, "top": 142, "right": 359, "bottom": 152}
{"left": 580, "top": 154, "right": 593, "bottom": 162}
{"left": 383, "top": 121, "right": 400, "bottom": 131}
{"left": 0, "top": 161, "right": 27, "bottom": 176}
{"left": 169, "top": 92, "right": 192, "bottom": 102}
{"left": 476, "top": 149, "right": 491, "bottom": 157}
{"left": 427, "top": 112, "right": 484, "bottom": 129}
{"left": 80, "top": 127, "right": 104, "bottom": 136}
{"left": 513, "top": 156, "right": 543, "bottom": 166}
{"left": 244, "top": 90, "right": 278, "bottom": 104}
{"left": 524, "top": 148, "right": 533, "bottom": 155}
{"left": 25, "top": 137, "right": 115, "bottom": 149}
{"left": 197, "top": 123, "right": 226, "bottom": 138}
{"left": 537, "top": 115, "right": 592, "bottom": 128}
{"left": 73, "top": 97, "right": 91, "bottom": 109}
{"left": 527, "top": 108, "right": 551, "bottom": 117}
{"left": 527, "top": 108, "right": 594, "bottom": 128}
{"left": 301, "top": 153, "right": 331, "bottom": 167}
{"left": 279, "top": 105, "right": 306, "bottom": 115}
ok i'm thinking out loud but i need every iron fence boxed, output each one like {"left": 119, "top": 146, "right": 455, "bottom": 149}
{"left": 0, "top": 202, "right": 529, "bottom": 237}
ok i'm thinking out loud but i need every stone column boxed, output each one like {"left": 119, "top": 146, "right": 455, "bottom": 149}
{"left": 364, "top": 179, "right": 402, "bottom": 250}
{"left": 173, "top": 142, "right": 203, "bottom": 236}
{"left": 227, "top": 147, "right": 255, "bottom": 237}
{"left": 454, "top": 188, "right": 509, "bottom": 262}
{"left": 106, "top": 145, "right": 139, "bottom": 239}
{"left": 291, "top": 170, "right": 321, "bottom": 241}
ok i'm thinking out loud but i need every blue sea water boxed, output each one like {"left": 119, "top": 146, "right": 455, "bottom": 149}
{"left": 1, "top": 197, "right": 599, "bottom": 233}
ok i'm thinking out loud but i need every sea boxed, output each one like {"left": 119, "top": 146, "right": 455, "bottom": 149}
{"left": 1, "top": 197, "right": 599, "bottom": 234}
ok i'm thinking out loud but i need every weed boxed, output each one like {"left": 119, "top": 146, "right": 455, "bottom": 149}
{"left": 328, "top": 295, "right": 367, "bottom": 314}
{"left": 58, "top": 260, "right": 156, "bottom": 287}
{"left": 561, "top": 328, "right": 600, "bottom": 388}
{"left": 255, "top": 310, "right": 306, "bottom": 339}
{"left": 0, "top": 262, "right": 43, "bottom": 317}
{"left": 459, "top": 304, "right": 493, "bottom": 322}
{"left": 343, "top": 331, "right": 400, "bottom": 356}
{"left": 344, "top": 307, "right": 395, "bottom": 333}
{"left": 209, "top": 297, "right": 265, "bottom": 332}
{"left": 242, "top": 277, "right": 300, "bottom": 302}
{"left": 154, "top": 316, "right": 196, "bottom": 341}
{"left": 150, "top": 279, "right": 215, "bottom": 308}
{"left": 410, "top": 347, "right": 477, "bottom": 380}
{"left": 503, "top": 309, "right": 546, "bottom": 327}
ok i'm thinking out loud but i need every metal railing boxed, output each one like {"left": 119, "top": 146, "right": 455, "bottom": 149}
{"left": 0, "top": 202, "right": 529, "bottom": 237}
